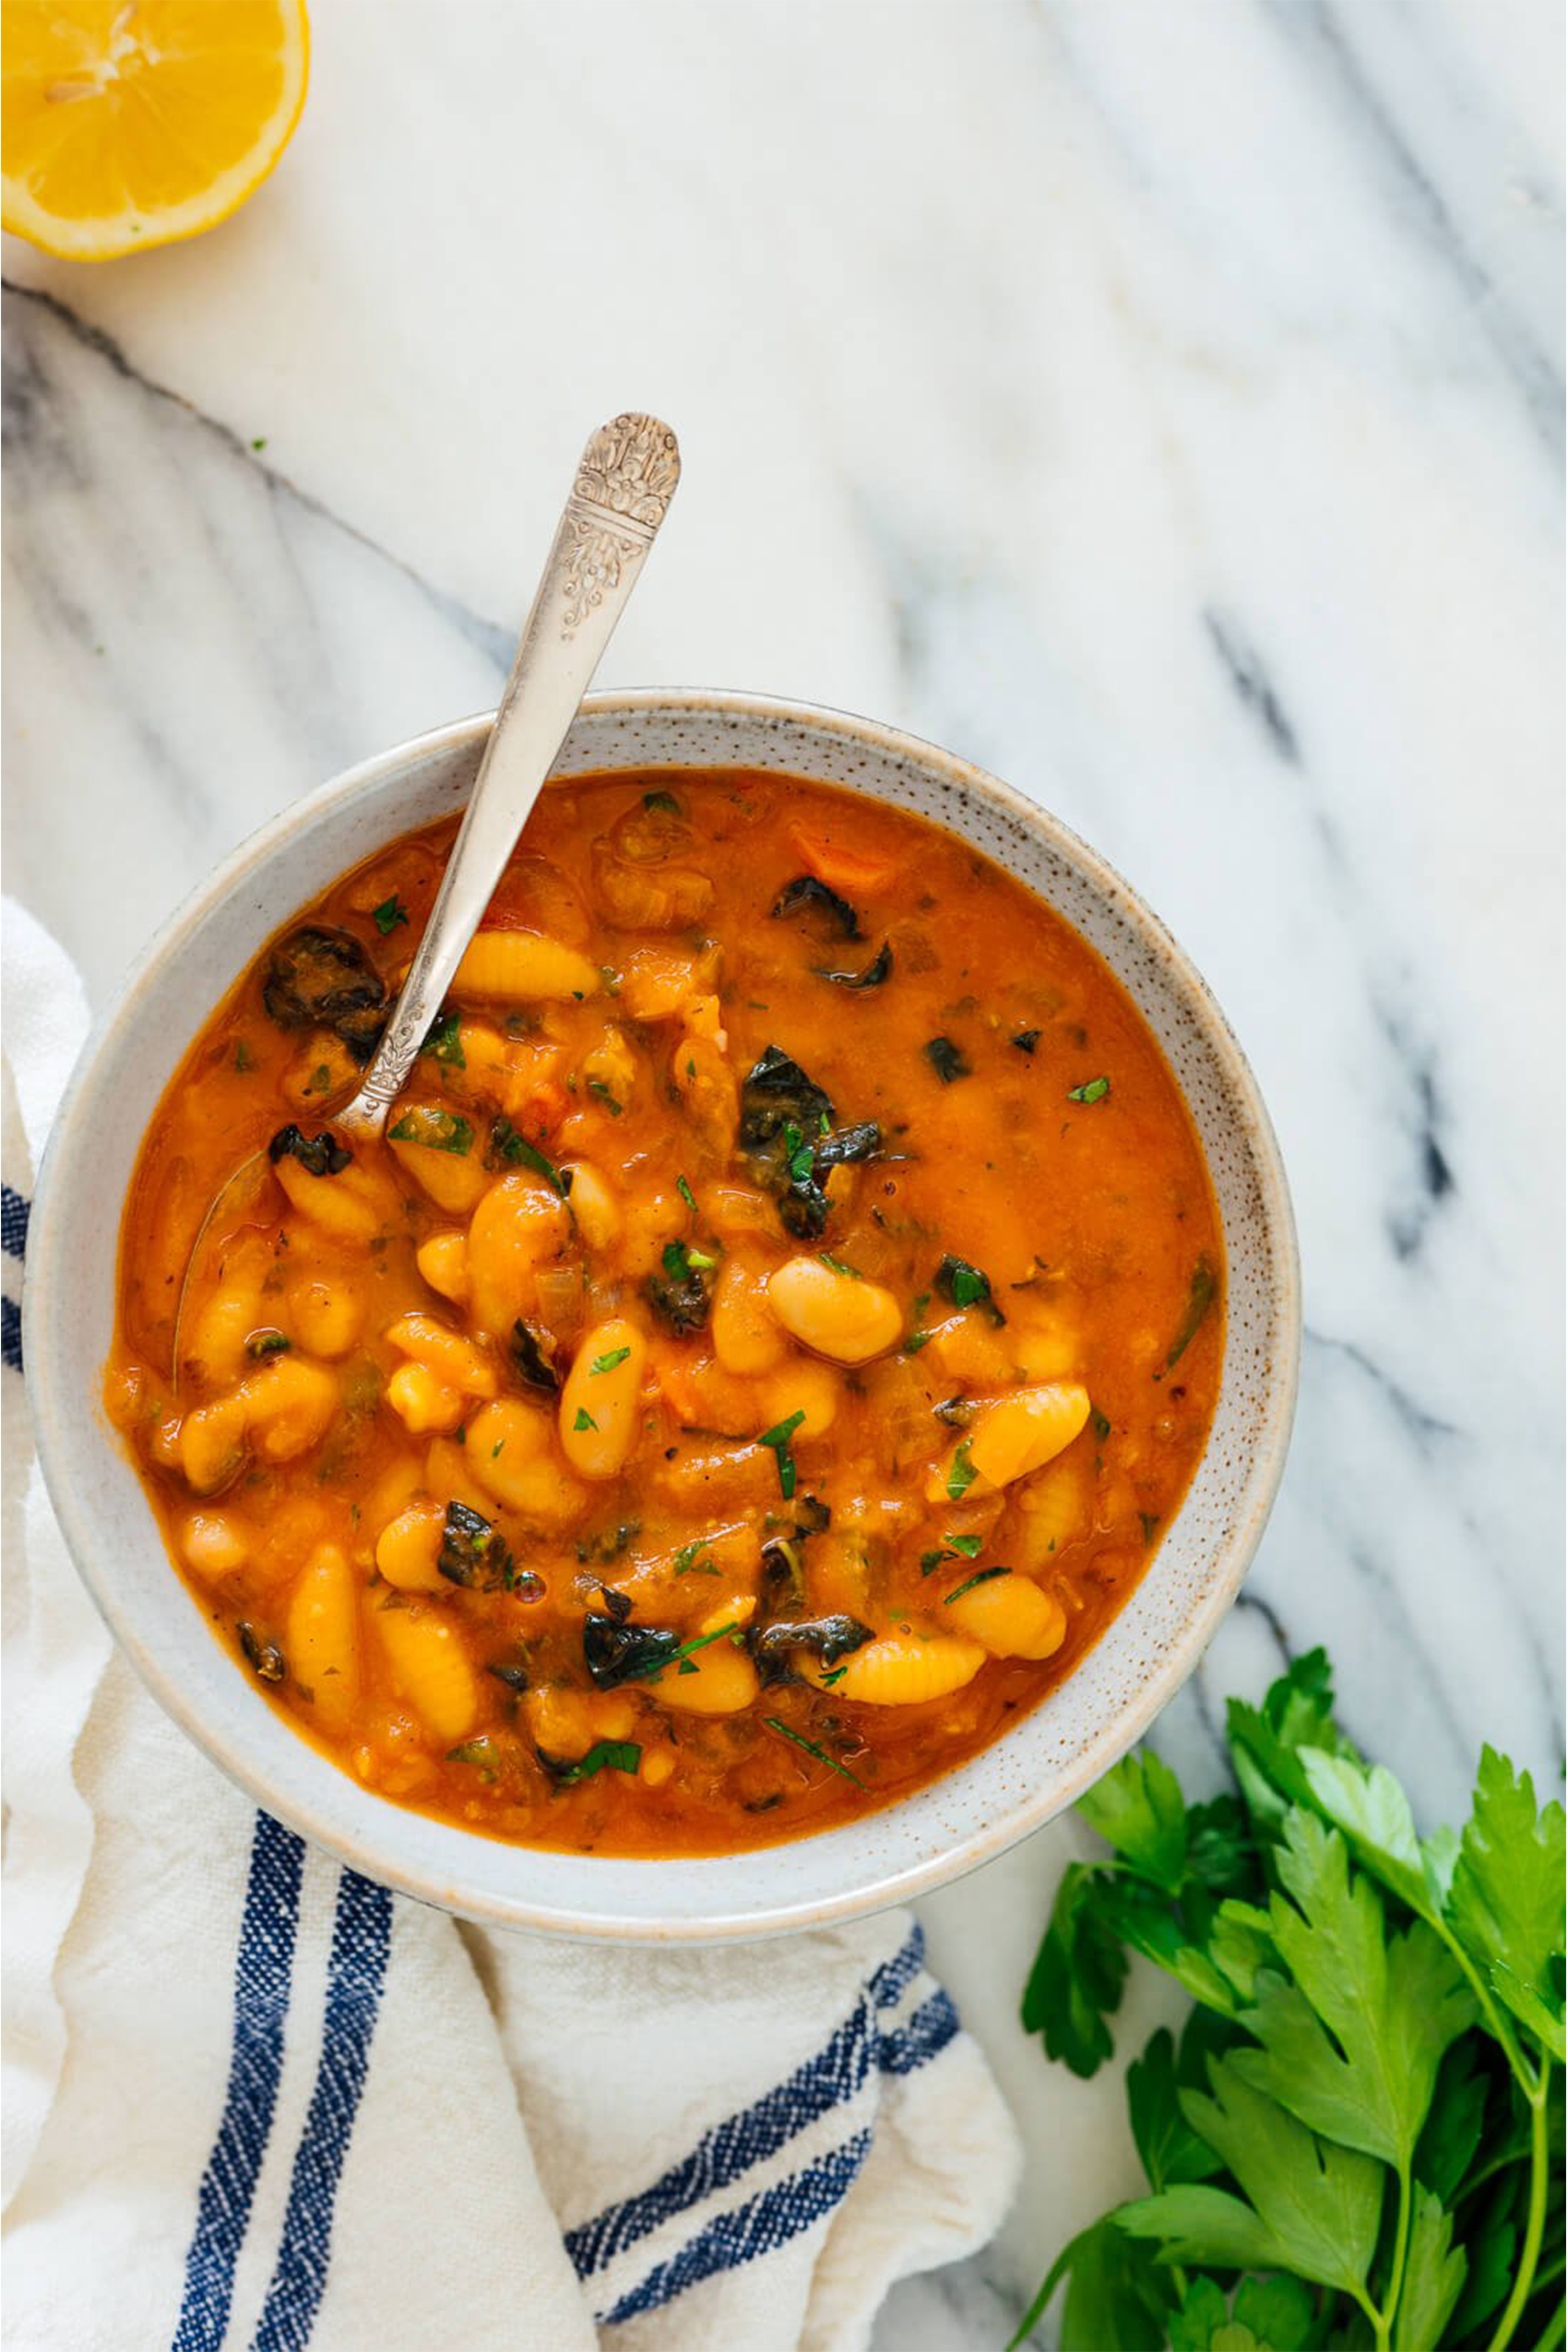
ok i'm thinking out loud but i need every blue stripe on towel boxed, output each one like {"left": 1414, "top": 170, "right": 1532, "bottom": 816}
{"left": 2, "top": 1182, "right": 30, "bottom": 1258}
{"left": 250, "top": 1868, "right": 394, "bottom": 2352}
{"left": 598, "top": 2130, "right": 874, "bottom": 2326}
{"left": 876, "top": 1987, "right": 959, "bottom": 2077}
{"left": 2, "top": 1295, "right": 21, "bottom": 1372}
{"left": 565, "top": 2001, "right": 875, "bottom": 2281}
{"left": 566, "top": 1924, "right": 944, "bottom": 2296}
{"left": 172, "top": 1813, "right": 306, "bottom": 2352}
{"left": 868, "top": 1921, "right": 925, "bottom": 2010}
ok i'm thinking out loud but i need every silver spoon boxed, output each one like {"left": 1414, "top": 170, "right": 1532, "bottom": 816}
{"left": 172, "top": 411, "right": 681, "bottom": 1384}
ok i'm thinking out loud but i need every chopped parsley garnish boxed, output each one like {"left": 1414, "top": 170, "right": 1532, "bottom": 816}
{"left": 924, "top": 1036, "right": 970, "bottom": 1085}
{"left": 588, "top": 1078, "right": 624, "bottom": 1116}
{"left": 422, "top": 1009, "right": 465, "bottom": 1067}
{"left": 1066, "top": 1075, "right": 1111, "bottom": 1104}
{"left": 573, "top": 1408, "right": 598, "bottom": 1432}
{"left": 662, "top": 1238, "right": 717, "bottom": 1279}
{"left": 552, "top": 1739, "right": 642, "bottom": 1786}
{"left": 782, "top": 1121, "right": 816, "bottom": 1186}
{"left": 1011, "top": 1028, "right": 1042, "bottom": 1054}
{"left": 946, "top": 1442, "right": 978, "bottom": 1503}
{"left": 388, "top": 1108, "right": 473, "bottom": 1156}
{"left": 818, "top": 1253, "right": 862, "bottom": 1278}
{"left": 921, "top": 1533, "right": 984, "bottom": 1574}
{"left": 1166, "top": 1258, "right": 1218, "bottom": 1368}
{"left": 819, "top": 1667, "right": 848, "bottom": 1687}
{"left": 589, "top": 1347, "right": 633, "bottom": 1376}
{"left": 936, "top": 1253, "right": 1006, "bottom": 1326}
{"left": 763, "top": 1716, "right": 865, "bottom": 1788}
{"left": 671, "top": 1538, "right": 720, "bottom": 1577}
{"left": 488, "top": 1118, "right": 568, "bottom": 1194}
{"left": 372, "top": 894, "right": 409, "bottom": 935}
{"left": 676, "top": 1173, "right": 698, "bottom": 1218}
{"left": 759, "top": 1408, "right": 807, "bottom": 1500}
{"left": 944, "top": 1564, "right": 1011, "bottom": 1605}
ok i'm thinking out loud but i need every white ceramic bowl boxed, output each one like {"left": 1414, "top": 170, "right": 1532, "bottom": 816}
{"left": 25, "top": 691, "right": 1299, "bottom": 1942}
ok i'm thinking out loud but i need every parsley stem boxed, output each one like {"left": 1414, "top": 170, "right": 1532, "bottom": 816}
{"left": 1376, "top": 2161, "right": 1413, "bottom": 2352}
{"left": 1530, "top": 2294, "right": 1565, "bottom": 2352}
{"left": 1486, "top": 2079, "right": 1550, "bottom": 2352}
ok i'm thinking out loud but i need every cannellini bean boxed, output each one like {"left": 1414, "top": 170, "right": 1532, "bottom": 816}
{"left": 1012, "top": 1318, "right": 1080, "bottom": 1383}
{"left": 180, "top": 1511, "right": 249, "bottom": 1580}
{"left": 923, "top": 1313, "right": 1014, "bottom": 1387}
{"left": 583, "top": 1025, "right": 636, "bottom": 1110}
{"left": 559, "top": 1318, "right": 647, "bottom": 1479}
{"left": 242, "top": 1355, "right": 339, "bottom": 1465}
{"left": 287, "top": 1277, "right": 365, "bottom": 1359}
{"left": 656, "top": 1617, "right": 758, "bottom": 1716}
{"left": 758, "top": 1357, "right": 839, "bottom": 1440}
{"left": 828, "top": 1633, "right": 985, "bottom": 1705}
{"left": 466, "top": 1172, "right": 572, "bottom": 1336}
{"left": 386, "top": 1312, "right": 497, "bottom": 1399}
{"left": 766, "top": 1257, "right": 902, "bottom": 1366}
{"left": 712, "top": 1253, "right": 787, "bottom": 1375}
{"left": 386, "top": 1361, "right": 466, "bottom": 1436}
{"left": 424, "top": 1436, "right": 493, "bottom": 1517}
{"left": 288, "top": 1544, "right": 362, "bottom": 1731}
{"left": 415, "top": 1232, "right": 469, "bottom": 1306}
{"left": 374, "top": 1503, "right": 447, "bottom": 1593}
{"left": 178, "top": 1396, "right": 248, "bottom": 1493}
{"left": 465, "top": 1397, "right": 551, "bottom": 1511}
{"left": 527, "top": 1685, "right": 594, "bottom": 1759}
{"left": 560, "top": 1162, "right": 621, "bottom": 1251}
{"left": 944, "top": 1572, "right": 1066, "bottom": 1659}
{"left": 376, "top": 1605, "right": 477, "bottom": 1744}
{"left": 453, "top": 931, "right": 601, "bottom": 1002}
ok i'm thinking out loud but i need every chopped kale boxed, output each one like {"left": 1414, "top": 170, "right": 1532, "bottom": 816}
{"left": 642, "top": 789, "right": 683, "bottom": 814}
{"left": 582, "top": 1613, "right": 682, "bottom": 1689}
{"left": 750, "top": 1615, "right": 873, "bottom": 1687}
{"left": 1011, "top": 1028, "right": 1042, "bottom": 1054}
{"left": 509, "top": 1320, "right": 561, "bottom": 1393}
{"left": 647, "top": 1238, "right": 718, "bottom": 1334}
{"left": 924, "top": 1036, "right": 970, "bottom": 1085}
{"left": 262, "top": 925, "right": 386, "bottom": 1063}
{"left": 813, "top": 1121, "right": 882, "bottom": 1171}
{"left": 770, "top": 873, "right": 861, "bottom": 939}
{"left": 486, "top": 1661, "right": 530, "bottom": 1693}
{"left": 437, "top": 1499, "right": 517, "bottom": 1593}
{"left": 817, "top": 940, "right": 892, "bottom": 991}
{"left": 268, "top": 1123, "right": 351, "bottom": 1177}
{"left": 245, "top": 1330, "right": 291, "bottom": 1360}
{"left": 738, "top": 1046, "right": 879, "bottom": 1238}
{"left": 237, "top": 1621, "right": 285, "bottom": 1682}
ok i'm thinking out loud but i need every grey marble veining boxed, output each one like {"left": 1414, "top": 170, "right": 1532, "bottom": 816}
{"left": 4, "top": 4, "right": 1560, "bottom": 2343}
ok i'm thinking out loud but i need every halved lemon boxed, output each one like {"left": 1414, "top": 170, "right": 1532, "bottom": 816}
{"left": 2, "top": 0, "right": 309, "bottom": 261}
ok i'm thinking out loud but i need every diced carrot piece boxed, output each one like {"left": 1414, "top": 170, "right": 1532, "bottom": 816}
{"left": 787, "top": 826, "right": 896, "bottom": 896}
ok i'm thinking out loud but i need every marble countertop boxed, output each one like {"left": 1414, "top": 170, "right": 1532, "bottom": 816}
{"left": 4, "top": 3, "right": 1561, "bottom": 2341}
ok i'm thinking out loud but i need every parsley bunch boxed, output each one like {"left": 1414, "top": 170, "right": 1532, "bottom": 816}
{"left": 1014, "top": 1649, "right": 1564, "bottom": 2352}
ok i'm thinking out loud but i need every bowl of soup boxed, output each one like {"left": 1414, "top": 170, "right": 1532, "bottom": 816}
{"left": 24, "top": 691, "right": 1298, "bottom": 1940}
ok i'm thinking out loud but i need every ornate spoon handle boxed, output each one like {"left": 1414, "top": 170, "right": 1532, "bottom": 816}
{"left": 336, "top": 413, "right": 680, "bottom": 1141}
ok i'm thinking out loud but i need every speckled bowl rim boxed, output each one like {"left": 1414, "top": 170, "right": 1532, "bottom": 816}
{"left": 25, "top": 687, "right": 1300, "bottom": 1943}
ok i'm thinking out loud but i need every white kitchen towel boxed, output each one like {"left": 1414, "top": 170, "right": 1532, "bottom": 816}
{"left": 0, "top": 897, "right": 1022, "bottom": 2352}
